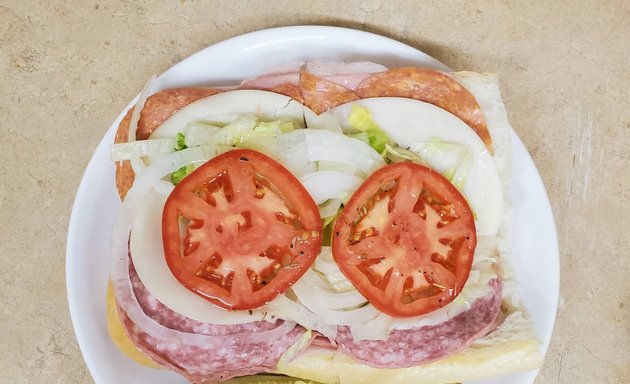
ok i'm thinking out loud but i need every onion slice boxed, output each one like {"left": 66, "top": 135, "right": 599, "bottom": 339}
{"left": 299, "top": 171, "right": 363, "bottom": 205}
{"left": 303, "top": 129, "right": 384, "bottom": 174}
{"left": 126, "top": 76, "right": 156, "bottom": 174}
{"left": 318, "top": 199, "right": 343, "bottom": 220}
{"left": 267, "top": 295, "right": 336, "bottom": 338}
{"left": 111, "top": 139, "right": 176, "bottom": 161}
{"left": 294, "top": 269, "right": 367, "bottom": 310}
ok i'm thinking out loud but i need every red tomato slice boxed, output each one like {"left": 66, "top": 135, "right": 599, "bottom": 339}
{"left": 332, "top": 162, "right": 476, "bottom": 317}
{"left": 162, "top": 149, "right": 322, "bottom": 310}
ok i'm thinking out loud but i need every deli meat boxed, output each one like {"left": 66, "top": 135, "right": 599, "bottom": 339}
{"left": 304, "top": 61, "right": 387, "bottom": 90}
{"left": 117, "top": 264, "right": 305, "bottom": 383}
{"left": 335, "top": 279, "right": 503, "bottom": 368}
{"left": 299, "top": 70, "right": 359, "bottom": 114}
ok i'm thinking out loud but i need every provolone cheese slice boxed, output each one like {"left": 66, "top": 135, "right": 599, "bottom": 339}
{"left": 150, "top": 90, "right": 307, "bottom": 139}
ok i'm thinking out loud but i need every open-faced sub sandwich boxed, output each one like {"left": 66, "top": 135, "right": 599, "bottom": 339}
{"left": 107, "top": 61, "right": 543, "bottom": 384}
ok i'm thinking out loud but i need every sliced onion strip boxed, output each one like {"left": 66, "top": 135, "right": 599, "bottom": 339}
{"left": 111, "top": 139, "right": 176, "bottom": 161}
{"left": 300, "top": 171, "right": 363, "bottom": 205}
{"left": 319, "top": 199, "right": 343, "bottom": 219}
{"left": 303, "top": 130, "right": 384, "bottom": 174}
{"left": 296, "top": 269, "right": 367, "bottom": 310}
{"left": 267, "top": 295, "right": 336, "bottom": 338}
{"left": 127, "top": 75, "right": 156, "bottom": 174}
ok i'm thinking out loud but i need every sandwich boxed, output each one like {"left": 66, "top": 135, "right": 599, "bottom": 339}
{"left": 107, "top": 60, "right": 543, "bottom": 384}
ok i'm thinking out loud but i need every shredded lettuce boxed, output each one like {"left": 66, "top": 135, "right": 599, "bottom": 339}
{"left": 243, "top": 120, "right": 296, "bottom": 142}
{"left": 347, "top": 132, "right": 369, "bottom": 145}
{"left": 260, "top": 120, "right": 296, "bottom": 134}
{"left": 190, "top": 116, "right": 299, "bottom": 148}
{"left": 216, "top": 115, "right": 258, "bottom": 145}
{"left": 347, "top": 104, "right": 391, "bottom": 153}
{"left": 409, "top": 138, "right": 473, "bottom": 190}
{"left": 411, "top": 137, "right": 468, "bottom": 159}
{"left": 174, "top": 132, "right": 187, "bottom": 151}
{"left": 171, "top": 164, "right": 194, "bottom": 185}
{"left": 184, "top": 122, "right": 221, "bottom": 147}
{"left": 383, "top": 144, "right": 425, "bottom": 165}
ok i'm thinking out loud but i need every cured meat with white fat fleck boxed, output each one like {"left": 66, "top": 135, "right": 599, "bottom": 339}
{"left": 335, "top": 279, "right": 502, "bottom": 368}
{"left": 116, "top": 264, "right": 305, "bottom": 383}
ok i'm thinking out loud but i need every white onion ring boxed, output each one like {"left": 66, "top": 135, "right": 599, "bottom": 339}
{"left": 300, "top": 171, "right": 363, "bottom": 205}
{"left": 111, "top": 138, "right": 176, "bottom": 161}
{"left": 313, "top": 247, "right": 348, "bottom": 284}
{"left": 126, "top": 76, "right": 156, "bottom": 174}
{"left": 267, "top": 295, "right": 336, "bottom": 338}
{"left": 303, "top": 129, "right": 384, "bottom": 174}
{"left": 319, "top": 199, "right": 343, "bottom": 219}
{"left": 295, "top": 269, "right": 367, "bottom": 310}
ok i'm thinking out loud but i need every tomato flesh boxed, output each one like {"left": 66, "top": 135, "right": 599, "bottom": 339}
{"left": 162, "top": 149, "right": 322, "bottom": 310}
{"left": 332, "top": 162, "right": 476, "bottom": 317}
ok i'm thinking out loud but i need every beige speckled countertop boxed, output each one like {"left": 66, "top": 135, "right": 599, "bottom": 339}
{"left": 1, "top": 1, "right": 628, "bottom": 383}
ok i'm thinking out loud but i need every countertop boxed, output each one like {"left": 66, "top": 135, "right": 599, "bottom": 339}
{"left": 0, "top": 1, "right": 628, "bottom": 383}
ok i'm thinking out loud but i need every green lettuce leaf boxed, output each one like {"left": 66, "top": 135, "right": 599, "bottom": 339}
{"left": 174, "top": 132, "right": 188, "bottom": 151}
{"left": 171, "top": 164, "right": 194, "bottom": 185}
{"left": 347, "top": 104, "right": 391, "bottom": 153}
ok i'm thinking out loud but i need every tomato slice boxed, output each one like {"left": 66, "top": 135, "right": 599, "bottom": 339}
{"left": 162, "top": 149, "right": 322, "bottom": 310}
{"left": 332, "top": 162, "right": 476, "bottom": 317}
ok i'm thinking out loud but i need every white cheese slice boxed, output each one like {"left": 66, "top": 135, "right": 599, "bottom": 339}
{"left": 149, "top": 90, "right": 307, "bottom": 139}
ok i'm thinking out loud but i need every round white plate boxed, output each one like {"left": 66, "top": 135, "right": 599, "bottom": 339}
{"left": 66, "top": 26, "right": 559, "bottom": 384}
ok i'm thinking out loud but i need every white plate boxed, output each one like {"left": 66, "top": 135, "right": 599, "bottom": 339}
{"left": 66, "top": 26, "right": 559, "bottom": 384}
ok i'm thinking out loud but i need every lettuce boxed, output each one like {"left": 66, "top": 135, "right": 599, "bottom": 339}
{"left": 347, "top": 104, "right": 391, "bottom": 153}
{"left": 174, "top": 132, "right": 187, "bottom": 151}
{"left": 383, "top": 144, "right": 425, "bottom": 165}
{"left": 171, "top": 164, "right": 194, "bottom": 185}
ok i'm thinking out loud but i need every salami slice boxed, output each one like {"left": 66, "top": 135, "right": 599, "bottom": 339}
{"left": 335, "top": 279, "right": 502, "bottom": 368}
{"left": 116, "top": 263, "right": 305, "bottom": 383}
{"left": 299, "top": 70, "right": 359, "bottom": 114}
{"left": 355, "top": 68, "right": 493, "bottom": 152}
{"left": 114, "top": 87, "right": 221, "bottom": 199}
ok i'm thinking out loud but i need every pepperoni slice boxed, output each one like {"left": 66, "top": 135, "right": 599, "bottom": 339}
{"left": 299, "top": 70, "right": 359, "bottom": 114}
{"left": 269, "top": 83, "right": 304, "bottom": 103}
{"left": 355, "top": 67, "right": 493, "bottom": 152}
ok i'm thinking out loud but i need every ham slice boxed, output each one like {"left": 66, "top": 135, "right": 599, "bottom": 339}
{"left": 305, "top": 60, "right": 387, "bottom": 90}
